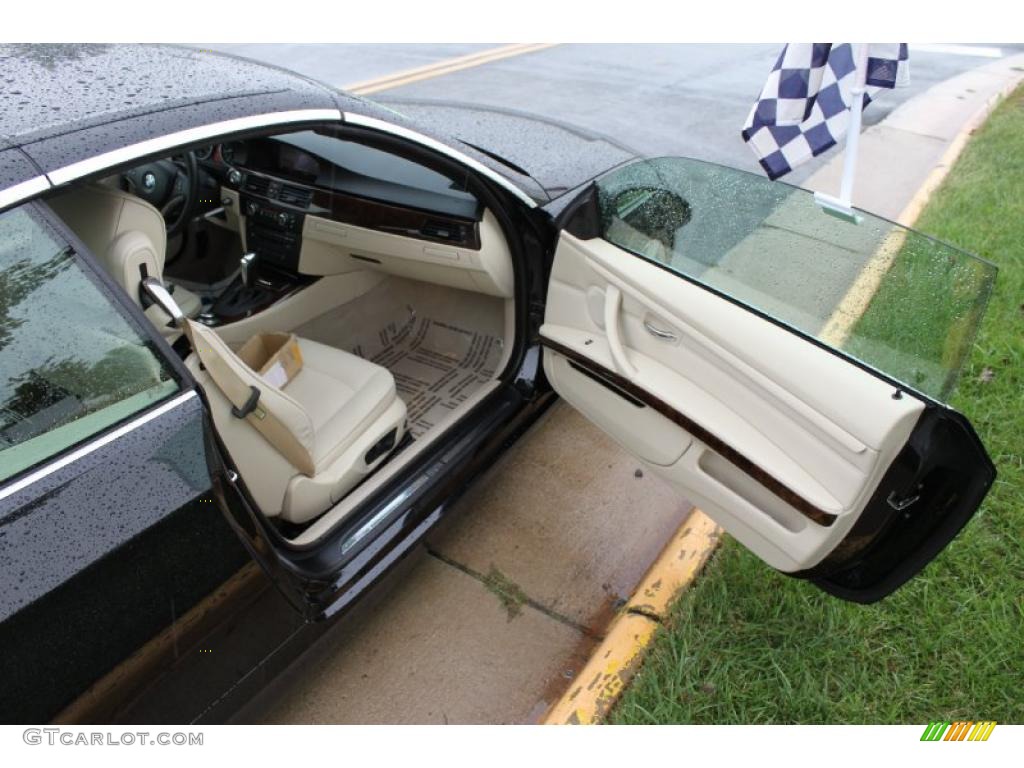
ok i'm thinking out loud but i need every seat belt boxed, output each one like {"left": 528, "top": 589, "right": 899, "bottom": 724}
{"left": 182, "top": 320, "right": 317, "bottom": 476}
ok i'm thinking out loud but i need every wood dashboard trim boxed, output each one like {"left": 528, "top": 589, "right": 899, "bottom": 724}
{"left": 310, "top": 188, "right": 481, "bottom": 250}
{"left": 540, "top": 334, "right": 838, "bottom": 527}
{"left": 231, "top": 168, "right": 482, "bottom": 250}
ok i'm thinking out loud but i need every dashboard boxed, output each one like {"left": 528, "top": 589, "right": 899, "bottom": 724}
{"left": 216, "top": 131, "right": 480, "bottom": 221}
{"left": 206, "top": 132, "right": 484, "bottom": 270}
{"left": 199, "top": 130, "right": 513, "bottom": 299}
{"left": 220, "top": 138, "right": 319, "bottom": 184}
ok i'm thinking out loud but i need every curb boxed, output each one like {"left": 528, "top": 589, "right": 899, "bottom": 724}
{"left": 542, "top": 510, "right": 721, "bottom": 724}
{"left": 893, "top": 62, "right": 1024, "bottom": 229}
{"left": 541, "top": 55, "right": 1024, "bottom": 727}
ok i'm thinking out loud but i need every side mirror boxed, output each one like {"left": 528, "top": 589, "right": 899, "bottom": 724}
{"left": 140, "top": 277, "right": 185, "bottom": 328}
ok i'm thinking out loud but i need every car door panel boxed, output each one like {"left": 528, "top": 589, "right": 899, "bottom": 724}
{"left": 1, "top": 391, "right": 202, "bottom": 615}
{"left": 798, "top": 405, "right": 992, "bottom": 601}
{"left": 541, "top": 233, "right": 925, "bottom": 573}
{"left": 541, "top": 157, "right": 995, "bottom": 601}
{"left": 0, "top": 406, "right": 251, "bottom": 723}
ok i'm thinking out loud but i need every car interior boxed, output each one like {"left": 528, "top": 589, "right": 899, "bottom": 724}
{"left": 46, "top": 128, "right": 517, "bottom": 544}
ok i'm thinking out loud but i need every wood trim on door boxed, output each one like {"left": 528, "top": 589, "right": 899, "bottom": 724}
{"left": 541, "top": 334, "right": 838, "bottom": 527}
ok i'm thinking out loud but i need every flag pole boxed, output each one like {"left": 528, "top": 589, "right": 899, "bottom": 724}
{"left": 839, "top": 42, "right": 870, "bottom": 204}
{"left": 815, "top": 43, "right": 869, "bottom": 223}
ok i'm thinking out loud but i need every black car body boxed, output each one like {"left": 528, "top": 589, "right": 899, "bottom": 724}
{"left": 0, "top": 44, "right": 996, "bottom": 724}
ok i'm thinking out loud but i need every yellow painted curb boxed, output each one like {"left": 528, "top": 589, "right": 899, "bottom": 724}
{"left": 544, "top": 613, "right": 658, "bottom": 724}
{"left": 543, "top": 509, "right": 721, "bottom": 725}
{"left": 626, "top": 511, "right": 723, "bottom": 618}
{"left": 345, "top": 43, "right": 558, "bottom": 96}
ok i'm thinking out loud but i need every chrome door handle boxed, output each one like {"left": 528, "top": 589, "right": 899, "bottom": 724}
{"left": 643, "top": 320, "right": 677, "bottom": 342}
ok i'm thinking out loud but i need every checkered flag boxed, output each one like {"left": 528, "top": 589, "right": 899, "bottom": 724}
{"left": 742, "top": 43, "right": 909, "bottom": 180}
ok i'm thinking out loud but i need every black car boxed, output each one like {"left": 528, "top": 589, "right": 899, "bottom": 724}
{"left": 0, "top": 44, "right": 996, "bottom": 724}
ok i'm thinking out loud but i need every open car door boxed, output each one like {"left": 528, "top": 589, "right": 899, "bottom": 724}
{"left": 541, "top": 157, "right": 996, "bottom": 603}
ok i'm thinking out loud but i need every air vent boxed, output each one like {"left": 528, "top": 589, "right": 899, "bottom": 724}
{"left": 244, "top": 175, "right": 272, "bottom": 197}
{"left": 421, "top": 219, "right": 462, "bottom": 242}
{"left": 278, "top": 184, "right": 313, "bottom": 209}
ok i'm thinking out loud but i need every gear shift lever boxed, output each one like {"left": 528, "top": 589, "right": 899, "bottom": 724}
{"left": 240, "top": 252, "right": 258, "bottom": 289}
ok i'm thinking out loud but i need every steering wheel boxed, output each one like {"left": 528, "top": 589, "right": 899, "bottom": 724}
{"left": 122, "top": 150, "right": 200, "bottom": 249}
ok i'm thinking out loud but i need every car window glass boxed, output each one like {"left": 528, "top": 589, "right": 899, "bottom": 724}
{"left": 0, "top": 206, "right": 178, "bottom": 483}
{"left": 595, "top": 157, "right": 997, "bottom": 401}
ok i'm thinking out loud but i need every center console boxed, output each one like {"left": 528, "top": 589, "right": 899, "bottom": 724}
{"left": 193, "top": 184, "right": 313, "bottom": 326}
{"left": 240, "top": 191, "right": 305, "bottom": 272}
{"left": 200, "top": 266, "right": 302, "bottom": 325}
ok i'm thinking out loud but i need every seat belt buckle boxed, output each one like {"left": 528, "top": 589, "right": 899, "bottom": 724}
{"left": 231, "top": 385, "right": 263, "bottom": 419}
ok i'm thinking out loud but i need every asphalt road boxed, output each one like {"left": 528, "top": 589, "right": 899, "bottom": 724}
{"left": 208, "top": 43, "right": 1023, "bottom": 187}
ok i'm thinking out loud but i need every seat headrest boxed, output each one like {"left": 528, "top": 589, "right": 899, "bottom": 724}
{"left": 47, "top": 183, "right": 167, "bottom": 304}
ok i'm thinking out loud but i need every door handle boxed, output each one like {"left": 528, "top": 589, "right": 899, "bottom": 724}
{"left": 603, "top": 284, "right": 638, "bottom": 377}
{"left": 643, "top": 319, "right": 678, "bottom": 342}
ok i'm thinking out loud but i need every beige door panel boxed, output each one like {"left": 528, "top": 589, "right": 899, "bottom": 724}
{"left": 541, "top": 233, "right": 924, "bottom": 571}
{"left": 544, "top": 350, "right": 691, "bottom": 467}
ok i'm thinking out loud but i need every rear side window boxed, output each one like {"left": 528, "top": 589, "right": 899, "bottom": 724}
{"left": 0, "top": 205, "right": 178, "bottom": 483}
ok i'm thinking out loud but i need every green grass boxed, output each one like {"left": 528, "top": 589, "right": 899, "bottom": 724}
{"left": 612, "top": 85, "right": 1024, "bottom": 724}
{"left": 843, "top": 220, "right": 996, "bottom": 400}
{"left": 483, "top": 565, "right": 529, "bottom": 620}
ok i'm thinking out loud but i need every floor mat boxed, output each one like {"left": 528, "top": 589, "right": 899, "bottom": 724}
{"left": 294, "top": 277, "right": 505, "bottom": 437}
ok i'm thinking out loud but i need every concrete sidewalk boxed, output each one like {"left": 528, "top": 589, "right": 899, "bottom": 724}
{"left": 807, "top": 53, "right": 1024, "bottom": 221}
{"left": 233, "top": 54, "right": 1024, "bottom": 725}
{"left": 237, "top": 404, "right": 690, "bottom": 723}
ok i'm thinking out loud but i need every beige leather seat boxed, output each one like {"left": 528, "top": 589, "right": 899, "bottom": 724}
{"left": 186, "top": 329, "right": 407, "bottom": 524}
{"left": 48, "top": 183, "right": 202, "bottom": 332}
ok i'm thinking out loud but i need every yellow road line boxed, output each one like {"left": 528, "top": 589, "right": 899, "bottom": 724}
{"left": 543, "top": 509, "right": 721, "bottom": 725}
{"left": 345, "top": 43, "right": 559, "bottom": 96}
